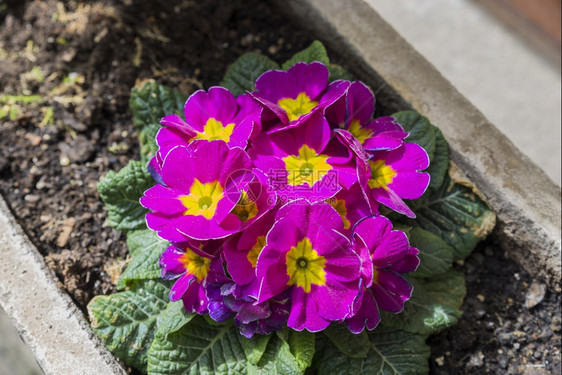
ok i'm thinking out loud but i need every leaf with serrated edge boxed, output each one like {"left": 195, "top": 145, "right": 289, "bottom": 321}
{"left": 129, "top": 80, "right": 187, "bottom": 161}
{"left": 409, "top": 227, "right": 453, "bottom": 278}
{"left": 381, "top": 277, "right": 461, "bottom": 335}
{"left": 288, "top": 330, "right": 315, "bottom": 371}
{"left": 222, "top": 53, "right": 280, "bottom": 96}
{"left": 426, "top": 127, "right": 449, "bottom": 192}
{"left": 317, "top": 327, "right": 430, "bottom": 375}
{"left": 324, "top": 323, "right": 370, "bottom": 359}
{"left": 147, "top": 317, "right": 303, "bottom": 375}
{"left": 157, "top": 301, "right": 194, "bottom": 338}
{"left": 392, "top": 110, "right": 436, "bottom": 160}
{"left": 282, "top": 40, "right": 330, "bottom": 70}
{"left": 412, "top": 165, "right": 496, "bottom": 261}
{"left": 243, "top": 334, "right": 271, "bottom": 366}
{"left": 423, "top": 269, "right": 466, "bottom": 310}
{"left": 117, "top": 229, "right": 168, "bottom": 289}
{"left": 88, "top": 280, "right": 169, "bottom": 371}
{"left": 98, "top": 160, "right": 154, "bottom": 231}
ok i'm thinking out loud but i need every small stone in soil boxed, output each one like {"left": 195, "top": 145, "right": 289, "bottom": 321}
{"left": 525, "top": 282, "right": 546, "bottom": 309}
{"left": 467, "top": 351, "right": 484, "bottom": 368}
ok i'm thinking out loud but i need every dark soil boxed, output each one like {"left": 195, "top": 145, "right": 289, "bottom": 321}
{"left": 0, "top": 1, "right": 559, "bottom": 374}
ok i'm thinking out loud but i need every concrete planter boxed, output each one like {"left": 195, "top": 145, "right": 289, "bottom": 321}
{"left": 0, "top": 0, "right": 559, "bottom": 373}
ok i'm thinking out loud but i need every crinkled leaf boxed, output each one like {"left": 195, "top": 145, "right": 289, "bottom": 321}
{"left": 316, "top": 327, "right": 430, "bottom": 375}
{"left": 157, "top": 301, "right": 194, "bottom": 338}
{"left": 329, "top": 64, "right": 352, "bottom": 82}
{"left": 88, "top": 280, "right": 169, "bottom": 371}
{"left": 323, "top": 323, "right": 370, "bottom": 359}
{"left": 147, "top": 317, "right": 303, "bottom": 375}
{"left": 117, "top": 229, "right": 168, "bottom": 289}
{"left": 249, "top": 334, "right": 302, "bottom": 375}
{"left": 98, "top": 160, "right": 154, "bottom": 231}
{"left": 426, "top": 127, "right": 449, "bottom": 192}
{"left": 381, "top": 277, "right": 462, "bottom": 335}
{"left": 282, "top": 40, "right": 330, "bottom": 70}
{"left": 411, "top": 166, "right": 496, "bottom": 260}
{"left": 409, "top": 227, "right": 453, "bottom": 278}
{"left": 129, "top": 79, "right": 187, "bottom": 162}
{"left": 243, "top": 334, "right": 271, "bottom": 365}
{"left": 288, "top": 330, "right": 315, "bottom": 371}
{"left": 392, "top": 110, "right": 436, "bottom": 160}
{"left": 423, "top": 269, "right": 466, "bottom": 310}
{"left": 222, "top": 53, "right": 280, "bottom": 96}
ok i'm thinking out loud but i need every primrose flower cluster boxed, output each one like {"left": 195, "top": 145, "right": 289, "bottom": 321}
{"left": 140, "top": 62, "right": 430, "bottom": 337}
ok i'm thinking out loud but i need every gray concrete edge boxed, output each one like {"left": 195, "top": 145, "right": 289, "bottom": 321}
{"left": 0, "top": 196, "right": 127, "bottom": 375}
{"left": 277, "top": 0, "right": 561, "bottom": 291}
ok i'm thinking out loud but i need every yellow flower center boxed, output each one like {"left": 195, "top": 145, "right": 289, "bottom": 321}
{"left": 179, "top": 179, "right": 224, "bottom": 219}
{"left": 178, "top": 249, "right": 211, "bottom": 283}
{"left": 372, "top": 265, "right": 380, "bottom": 285}
{"left": 282, "top": 145, "right": 332, "bottom": 187}
{"left": 368, "top": 160, "right": 397, "bottom": 190}
{"left": 286, "top": 238, "right": 326, "bottom": 293}
{"left": 329, "top": 198, "right": 350, "bottom": 229}
{"left": 192, "top": 118, "right": 235, "bottom": 143}
{"left": 348, "top": 119, "right": 374, "bottom": 144}
{"left": 277, "top": 92, "right": 319, "bottom": 122}
{"left": 247, "top": 235, "right": 267, "bottom": 268}
{"left": 231, "top": 191, "right": 258, "bottom": 222}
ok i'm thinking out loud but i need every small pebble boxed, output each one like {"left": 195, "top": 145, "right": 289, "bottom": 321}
{"left": 525, "top": 282, "right": 546, "bottom": 309}
{"left": 435, "top": 356, "right": 444, "bottom": 366}
{"left": 468, "top": 351, "right": 484, "bottom": 368}
{"left": 476, "top": 294, "right": 485, "bottom": 302}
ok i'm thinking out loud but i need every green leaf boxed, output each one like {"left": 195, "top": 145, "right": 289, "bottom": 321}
{"left": 88, "top": 280, "right": 169, "bottom": 371}
{"left": 147, "top": 317, "right": 303, "bottom": 375}
{"left": 288, "top": 330, "right": 315, "bottom": 371}
{"left": 328, "top": 64, "right": 352, "bottom": 82}
{"left": 408, "top": 227, "right": 453, "bottom": 278}
{"left": 411, "top": 166, "right": 496, "bottom": 260}
{"left": 392, "top": 110, "right": 436, "bottom": 160}
{"left": 243, "top": 334, "right": 272, "bottom": 365}
{"left": 97, "top": 160, "right": 154, "bottom": 231}
{"left": 157, "top": 301, "right": 194, "bottom": 338}
{"left": 282, "top": 40, "right": 330, "bottom": 70}
{"left": 423, "top": 269, "right": 466, "bottom": 310}
{"left": 426, "top": 127, "right": 449, "bottom": 192}
{"left": 323, "top": 323, "right": 370, "bottom": 359}
{"left": 316, "top": 327, "right": 430, "bottom": 375}
{"left": 381, "top": 277, "right": 462, "bottom": 335}
{"left": 117, "top": 229, "right": 168, "bottom": 289}
{"left": 129, "top": 79, "right": 187, "bottom": 161}
{"left": 222, "top": 53, "right": 280, "bottom": 96}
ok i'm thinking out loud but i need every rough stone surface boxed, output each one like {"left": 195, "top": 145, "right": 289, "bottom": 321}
{"left": 277, "top": 0, "right": 561, "bottom": 292}
{"left": 0, "top": 197, "right": 126, "bottom": 375}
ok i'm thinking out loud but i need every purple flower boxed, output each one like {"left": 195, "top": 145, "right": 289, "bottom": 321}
{"left": 327, "top": 81, "right": 408, "bottom": 153}
{"left": 346, "top": 216, "right": 419, "bottom": 333}
{"left": 255, "top": 201, "right": 361, "bottom": 332}
{"left": 251, "top": 62, "right": 349, "bottom": 133}
{"left": 358, "top": 143, "right": 430, "bottom": 217}
{"left": 327, "top": 183, "right": 376, "bottom": 236}
{"left": 160, "top": 245, "right": 213, "bottom": 314}
{"left": 250, "top": 112, "right": 356, "bottom": 201}
{"left": 206, "top": 258, "right": 290, "bottom": 338}
{"left": 149, "top": 89, "right": 261, "bottom": 177}
{"left": 140, "top": 140, "right": 254, "bottom": 241}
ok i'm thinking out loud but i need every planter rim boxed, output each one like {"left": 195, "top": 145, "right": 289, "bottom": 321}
{"left": 0, "top": 197, "right": 126, "bottom": 375}
{"left": 276, "top": 0, "right": 561, "bottom": 291}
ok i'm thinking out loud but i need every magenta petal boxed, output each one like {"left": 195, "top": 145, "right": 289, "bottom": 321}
{"left": 249, "top": 93, "right": 290, "bottom": 125}
{"left": 371, "top": 231, "right": 411, "bottom": 268}
{"left": 346, "top": 289, "right": 381, "bottom": 333}
{"left": 287, "top": 287, "right": 330, "bottom": 332}
{"left": 175, "top": 214, "right": 238, "bottom": 240}
{"left": 387, "top": 143, "right": 430, "bottom": 172}
{"left": 371, "top": 270, "right": 413, "bottom": 313}
{"left": 181, "top": 279, "right": 208, "bottom": 314}
{"left": 314, "top": 279, "right": 358, "bottom": 321}
{"left": 362, "top": 133, "right": 405, "bottom": 152}
{"left": 145, "top": 212, "right": 189, "bottom": 242}
{"left": 160, "top": 146, "right": 195, "bottom": 190}
{"left": 160, "top": 245, "right": 187, "bottom": 279}
{"left": 288, "top": 62, "right": 329, "bottom": 100}
{"left": 223, "top": 236, "right": 255, "bottom": 286}
{"left": 140, "top": 184, "right": 186, "bottom": 214}
{"left": 169, "top": 273, "right": 195, "bottom": 302}
{"left": 371, "top": 188, "right": 416, "bottom": 218}
{"left": 389, "top": 171, "right": 430, "bottom": 200}
{"left": 347, "top": 81, "right": 375, "bottom": 126}
{"left": 184, "top": 87, "right": 238, "bottom": 131}
{"left": 160, "top": 114, "right": 197, "bottom": 138}
{"left": 155, "top": 127, "right": 192, "bottom": 158}
{"left": 334, "top": 129, "right": 371, "bottom": 161}
{"left": 391, "top": 247, "right": 420, "bottom": 273}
